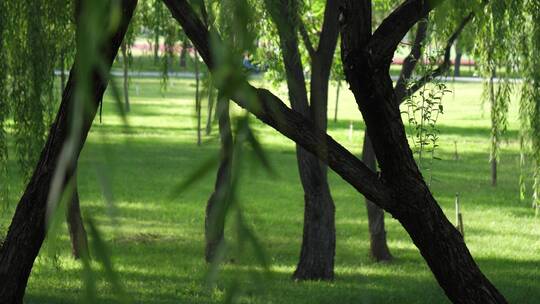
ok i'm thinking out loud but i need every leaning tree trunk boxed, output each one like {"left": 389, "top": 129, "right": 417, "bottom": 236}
{"left": 66, "top": 170, "right": 89, "bottom": 259}
{"left": 361, "top": 19, "right": 427, "bottom": 262}
{"left": 121, "top": 41, "right": 130, "bottom": 112}
{"left": 361, "top": 136, "right": 393, "bottom": 261}
{"left": 205, "top": 95, "right": 232, "bottom": 262}
{"left": 0, "top": 1, "right": 136, "bottom": 302}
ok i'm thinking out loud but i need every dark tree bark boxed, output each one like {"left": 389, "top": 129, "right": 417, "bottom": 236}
{"left": 65, "top": 170, "right": 89, "bottom": 259}
{"left": 265, "top": 0, "right": 339, "bottom": 280}
{"left": 121, "top": 41, "right": 130, "bottom": 112}
{"left": 205, "top": 94, "right": 232, "bottom": 262}
{"left": 333, "top": 80, "right": 341, "bottom": 123}
{"left": 340, "top": 1, "right": 506, "bottom": 302}
{"left": 164, "top": 0, "right": 507, "bottom": 302}
{"left": 0, "top": 1, "right": 137, "bottom": 303}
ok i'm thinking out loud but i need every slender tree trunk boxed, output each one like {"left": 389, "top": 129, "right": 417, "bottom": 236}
{"left": 333, "top": 80, "right": 341, "bottom": 123}
{"left": 179, "top": 36, "right": 188, "bottom": 68}
{"left": 361, "top": 135, "right": 393, "bottom": 261}
{"left": 154, "top": 31, "right": 159, "bottom": 65}
{"left": 60, "top": 51, "right": 66, "bottom": 94}
{"left": 66, "top": 170, "right": 89, "bottom": 259}
{"left": 0, "top": 2, "right": 136, "bottom": 302}
{"left": 205, "top": 95, "right": 232, "bottom": 262}
{"left": 454, "top": 46, "right": 462, "bottom": 77}
{"left": 194, "top": 51, "right": 201, "bottom": 146}
{"left": 205, "top": 86, "right": 215, "bottom": 135}
{"left": 121, "top": 41, "right": 130, "bottom": 112}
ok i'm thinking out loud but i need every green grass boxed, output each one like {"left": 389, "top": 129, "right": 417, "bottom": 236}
{"left": 1, "top": 78, "right": 539, "bottom": 303}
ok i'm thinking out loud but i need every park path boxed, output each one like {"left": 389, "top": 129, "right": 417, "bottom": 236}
{"left": 54, "top": 70, "right": 521, "bottom": 83}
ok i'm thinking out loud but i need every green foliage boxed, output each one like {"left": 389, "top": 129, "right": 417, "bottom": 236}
{"left": 403, "top": 52, "right": 450, "bottom": 184}
{"left": 517, "top": 0, "right": 540, "bottom": 212}
{"left": 0, "top": 0, "right": 9, "bottom": 208}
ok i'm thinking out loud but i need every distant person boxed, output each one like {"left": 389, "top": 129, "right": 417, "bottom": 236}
{"left": 242, "top": 52, "right": 267, "bottom": 74}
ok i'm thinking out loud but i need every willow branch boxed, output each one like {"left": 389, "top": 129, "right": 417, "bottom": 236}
{"left": 405, "top": 11, "right": 474, "bottom": 99}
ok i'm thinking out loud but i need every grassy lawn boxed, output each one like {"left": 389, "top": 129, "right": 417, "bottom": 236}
{"left": 1, "top": 77, "right": 539, "bottom": 303}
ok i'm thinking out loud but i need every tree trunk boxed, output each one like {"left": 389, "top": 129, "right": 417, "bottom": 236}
{"left": 454, "top": 42, "right": 462, "bottom": 77}
{"left": 153, "top": 31, "right": 159, "bottom": 65}
{"left": 361, "top": 135, "right": 393, "bottom": 261}
{"left": 265, "top": 0, "right": 338, "bottom": 280}
{"left": 292, "top": 149, "right": 335, "bottom": 281}
{"left": 361, "top": 18, "right": 427, "bottom": 262}
{"left": 194, "top": 51, "right": 201, "bottom": 146}
{"left": 205, "top": 85, "right": 215, "bottom": 135}
{"left": 65, "top": 171, "right": 89, "bottom": 259}
{"left": 121, "top": 41, "right": 130, "bottom": 112}
{"left": 205, "top": 95, "right": 232, "bottom": 262}
{"left": 60, "top": 51, "right": 66, "bottom": 94}
{"left": 179, "top": 36, "right": 188, "bottom": 68}
{"left": 333, "top": 80, "right": 340, "bottom": 122}
{"left": 0, "top": 2, "right": 136, "bottom": 302}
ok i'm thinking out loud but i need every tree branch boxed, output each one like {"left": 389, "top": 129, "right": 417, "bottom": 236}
{"left": 394, "top": 18, "right": 428, "bottom": 102}
{"left": 162, "top": 0, "right": 396, "bottom": 211}
{"left": 298, "top": 18, "right": 316, "bottom": 59}
{"left": 368, "top": 0, "right": 442, "bottom": 66}
{"left": 404, "top": 11, "right": 474, "bottom": 99}
{"left": 315, "top": 0, "right": 339, "bottom": 64}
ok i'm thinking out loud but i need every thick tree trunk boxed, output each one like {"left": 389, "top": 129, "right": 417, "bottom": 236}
{"left": 121, "top": 41, "right": 130, "bottom": 112}
{"left": 265, "top": 0, "right": 339, "bottom": 280}
{"left": 293, "top": 54, "right": 337, "bottom": 280}
{"left": 0, "top": 2, "right": 136, "bottom": 302}
{"left": 66, "top": 171, "right": 89, "bottom": 259}
{"left": 360, "top": 18, "right": 427, "bottom": 262}
{"left": 361, "top": 135, "right": 393, "bottom": 261}
{"left": 293, "top": 149, "right": 335, "bottom": 280}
